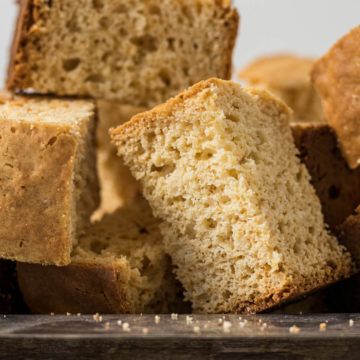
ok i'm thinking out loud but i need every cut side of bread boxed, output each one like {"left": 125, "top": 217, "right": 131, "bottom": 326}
{"left": 8, "top": 0, "right": 239, "bottom": 106}
{"left": 111, "top": 78, "right": 354, "bottom": 313}
{"left": 239, "top": 54, "right": 324, "bottom": 123}
{"left": 292, "top": 123, "right": 360, "bottom": 229}
{"left": 0, "top": 92, "right": 99, "bottom": 266}
{"left": 311, "top": 26, "right": 360, "bottom": 169}
{"left": 94, "top": 101, "right": 145, "bottom": 219}
{"left": 17, "top": 198, "right": 186, "bottom": 314}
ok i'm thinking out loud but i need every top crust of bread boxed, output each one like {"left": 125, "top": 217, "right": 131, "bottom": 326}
{"left": 312, "top": 26, "right": 360, "bottom": 169}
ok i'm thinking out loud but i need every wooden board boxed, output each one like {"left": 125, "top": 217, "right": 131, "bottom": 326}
{"left": 1, "top": 314, "right": 360, "bottom": 359}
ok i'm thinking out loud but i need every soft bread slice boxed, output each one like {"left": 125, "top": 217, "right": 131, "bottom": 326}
{"left": 17, "top": 198, "right": 185, "bottom": 314}
{"left": 292, "top": 123, "right": 360, "bottom": 229}
{"left": 94, "top": 101, "right": 146, "bottom": 218}
{"left": 0, "top": 92, "right": 99, "bottom": 265}
{"left": 239, "top": 54, "right": 324, "bottom": 123}
{"left": 111, "top": 78, "right": 354, "bottom": 313}
{"left": 312, "top": 26, "right": 360, "bottom": 169}
{"left": 8, "top": 0, "right": 239, "bottom": 106}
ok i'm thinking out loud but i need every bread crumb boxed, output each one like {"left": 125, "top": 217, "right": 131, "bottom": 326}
{"left": 117, "top": 320, "right": 122, "bottom": 326}
{"left": 223, "top": 321, "right": 232, "bottom": 333}
{"left": 66, "top": 312, "right": 71, "bottom": 316}
{"left": 193, "top": 326, "right": 201, "bottom": 334}
{"left": 186, "top": 316, "right": 193, "bottom": 325}
{"left": 239, "top": 320, "right": 247, "bottom": 328}
{"left": 93, "top": 313, "right": 103, "bottom": 322}
{"left": 122, "top": 322, "right": 130, "bottom": 332}
{"left": 218, "top": 318, "right": 223, "bottom": 324}
{"left": 289, "top": 325, "right": 301, "bottom": 334}
{"left": 104, "top": 322, "right": 111, "bottom": 330}
{"left": 155, "top": 315, "right": 160, "bottom": 324}
{"left": 77, "top": 313, "right": 81, "bottom": 316}
{"left": 142, "top": 327, "right": 149, "bottom": 334}
{"left": 171, "top": 313, "right": 178, "bottom": 320}
{"left": 349, "top": 319, "right": 354, "bottom": 327}
{"left": 260, "top": 323, "right": 267, "bottom": 331}
{"left": 50, "top": 312, "right": 55, "bottom": 316}
{"left": 319, "top": 323, "right": 327, "bottom": 331}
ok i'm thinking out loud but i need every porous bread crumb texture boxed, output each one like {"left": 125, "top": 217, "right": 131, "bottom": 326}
{"left": 8, "top": 0, "right": 239, "bottom": 106}
{"left": 291, "top": 123, "right": 360, "bottom": 229}
{"left": 0, "top": 93, "right": 99, "bottom": 265}
{"left": 111, "top": 78, "right": 354, "bottom": 313}
{"left": 93, "top": 101, "right": 144, "bottom": 219}
{"left": 17, "top": 198, "right": 186, "bottom": 314}
{"left": 239, "top": 54, "right": 324, "bottom": 123}
{"left": 311, "top": 26, "right": 360, "bottom": 169}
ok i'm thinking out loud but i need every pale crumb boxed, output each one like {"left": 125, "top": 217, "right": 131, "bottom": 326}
{"left": 142, "top": 327, "right": 149, "bottom": 334}
{"left": 3, "top": 315, "right": 6, "bottom": 318}
{"left": 186, "top": 315, "right": 193, "bottom": 325}
{"left": 155, "top": 315, "right": 161, "bottom": 324}
{"left": 239, "top": 317, "right": 242, "bottom": 320}
{"left": 239, "top": 319, "right": 247, "bottom": 328}
{"left": 349, "top": 319, "right": 354, "bottom": 327}
{"left": 289, "top": 325, "right": 301, "bottom": 334}
{"left": 203, "top": 324, "right": 208, "bottom": 329}
{"left": 104, "top": 322, "right": 111, "bottom": 330}
{"left": 50, "top": 312, "right": 55, "bottom": 316}
{"left": 319, "top": 323, "right": 327, "bottom": 331}
{"left": 171, "top": 313, "right": 178, "bottom": 320}
{"left": 193, "top": 326, "right": 201, "bottom": 334}
{"left": 122, "top": 323, "right": 130, "bottom": 332}
{"left": 260, "top": 323, "right": 267, "bottom": 331}
{"left": 223, "top": 321, "right": 232, "bottom": 333}
{"left": 66, "top": 312, "right": 71, "bottom": 316}
{"left": 77, "top": 313, "right": 81, "bottom": 317}
{"left": 93, "top": 313, "right": 103, "bottom": 322}
{"left": 117, "top": 320, "right": 122, "bottom": 326}
{"left": 218, "top": 318, "right": 223, "bottom": 324}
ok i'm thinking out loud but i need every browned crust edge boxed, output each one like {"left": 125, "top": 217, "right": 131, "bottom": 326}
{"left": 17, "top": 261, "right": 132, "bottom": 314}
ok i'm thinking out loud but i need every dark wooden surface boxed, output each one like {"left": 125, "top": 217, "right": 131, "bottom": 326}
{"left": 1, "top": 314, "right": 360, "bottom": 359}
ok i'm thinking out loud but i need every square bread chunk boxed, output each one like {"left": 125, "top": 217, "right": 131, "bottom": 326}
{"left": 8, "top": 0, "right": 239, "bottom": 106}
{"left": 239, "top": 54, "right": 324, "bottom": 123}
{"left": 111, "top": 78, "right": 354, "bottom": 313}
{"left": 0, "top": 93, "right": 99, "bottom": 266}
{"left": 17, "top": 198, "right": 186, "bottom": 314}
{"left": 312, "top": 26, "right": 360, "bottom": 169}
{"left": 292, "top": 123, "right": 360, "bottom": 230}
{"left": 94, "top": 101, "right": 145, "bottom": 218}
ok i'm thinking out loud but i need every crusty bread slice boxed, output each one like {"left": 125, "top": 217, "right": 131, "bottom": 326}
{"left": 8, "top": 0, "right": 239, "bottom": 106}
{"left": 239, "top": 54, "right": 324, "bottom": 123}
{"left": 0, "top": 92, "right": 99, "bottom": 265}
{"left": 111, "top": 78, "right": 354, "bottom": 313}
{"left": 292, "top": 123, "right": 360, "bottom": 229}
{"left": 311, "top": 26, "right": 360, "bottom": 169}
{"left": 94, "top": 101, "right": 146, "bottom": 219}
{"left": 17, "top": 198, "right": 186, "bottom": 314}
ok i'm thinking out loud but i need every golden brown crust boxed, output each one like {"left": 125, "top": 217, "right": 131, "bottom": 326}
{"left": 311, "top": 26, "right": 360, "bottom": 169}
{"left": 291, "top": 123, "right": 360, "bottom": 229}
{"left": 17, "top": 261, "right": 132, "bottom": 314}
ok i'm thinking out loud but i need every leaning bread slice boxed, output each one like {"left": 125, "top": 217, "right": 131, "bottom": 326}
{"left": 111, "top": 78, "right": 354, "bottom": 313}
{"left": 17, "top": 198, "right": 184, "bottom": 314}
{"left": 292, "top": 123, "right": 360, "bottom": 230}
{"left": 8, "top": 0, "right": 239, "bottom": 106}
{"left": 239, "top": 54, "right": 324, "bottom": 123}
{"left": 311, "top": 26, "right": 360, "bottom": 169}
{"left": 0, "top": 92, "right": 99, "bottom": 266}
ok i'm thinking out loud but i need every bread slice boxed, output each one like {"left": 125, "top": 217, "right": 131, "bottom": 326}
{"left": 0, "top": 260, "right": 28, "bottom": 314}
{"left": 292, "top": 123, "right": 360, "bottom": 229}
{"left": 111, "top": 78, "right": 354, "bottom": 313}
{"left": 239, "top": 54, "right": 324, "bottom": 123}
{"left": 94, "top": 101, "right": 146, "bottom": 218}
{"left": 0, "top": 92, "right": 99, "bottom": 266}
{"left": 17, "top": 198, "right": 185, "bottom": 314}
{"left": 8, "top": 0, "right": 239, "bottom": 106}
{"left": 311, "top": 26, "right": 360, "bottom": 169}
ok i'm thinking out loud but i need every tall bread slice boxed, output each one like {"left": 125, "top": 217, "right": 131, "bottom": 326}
{"left": 111, "top": 78, "right": 354, "bottom": 313}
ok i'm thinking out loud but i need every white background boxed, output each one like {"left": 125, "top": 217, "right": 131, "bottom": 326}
{"left": 0, "top": 0, "right": 359, "bottom": 87}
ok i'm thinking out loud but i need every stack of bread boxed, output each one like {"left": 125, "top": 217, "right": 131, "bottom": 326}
{"left": 0, "top": 0, "right": 359, "bottom": 314}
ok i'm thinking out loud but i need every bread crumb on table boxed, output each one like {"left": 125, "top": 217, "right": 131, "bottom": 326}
{"left": 289, "top": 325, "right": 301, "bottom": 334}
{"left": 349, "top": 319, "right": 355, "bottom": 327}
{"left": 154, "top": 315, "right": 160, "bottom": 324}
{"left": 319, "top": 323, "right": 327, "bottom": 331}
